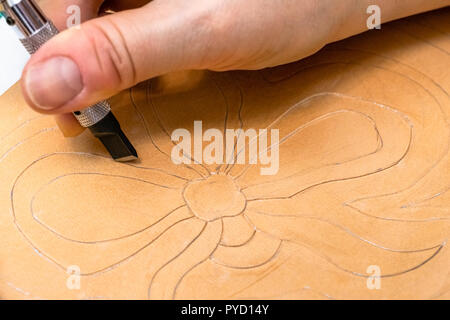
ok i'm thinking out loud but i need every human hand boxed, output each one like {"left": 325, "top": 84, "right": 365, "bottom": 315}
{"left": 21, "top": 0, "right": 450, "bottom": 136}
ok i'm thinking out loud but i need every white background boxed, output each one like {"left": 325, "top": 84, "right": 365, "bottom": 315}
{"left": 0, "top": 18, "right": 30, "bottom": 96}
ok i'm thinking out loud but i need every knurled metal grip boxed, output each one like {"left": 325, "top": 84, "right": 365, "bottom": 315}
{"left": 20, "top": 22, "right": 111, "bottom": 128}
{"left": 19, "top": 21, "right": 59, "bottom": 54}
{"left": 73, "top": 100, "right": 111, "bottom": 128}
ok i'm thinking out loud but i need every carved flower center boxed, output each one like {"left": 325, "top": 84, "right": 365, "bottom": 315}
{"left": 183, "top": 174, "right": 246, "bottom": 222}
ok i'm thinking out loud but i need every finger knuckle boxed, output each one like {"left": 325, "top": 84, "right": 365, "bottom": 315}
{"left": 82, "top": 20, "right": 137, "bottom": 89}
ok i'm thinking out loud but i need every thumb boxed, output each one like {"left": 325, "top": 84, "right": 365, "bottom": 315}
{"left": 21, "top": 1, "right": 214, "bottom": 114}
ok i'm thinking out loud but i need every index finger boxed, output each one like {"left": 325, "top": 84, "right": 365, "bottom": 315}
{"left": 37, "top": 0, "right": 104, "bottom": 30}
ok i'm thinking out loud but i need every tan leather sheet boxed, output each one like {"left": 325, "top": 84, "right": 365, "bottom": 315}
{"left": 0, "top": 8, "right": 449, "bottom": 299}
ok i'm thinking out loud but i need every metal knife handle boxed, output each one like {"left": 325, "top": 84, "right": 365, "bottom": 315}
{"left": 20, "top": 21, "right": 110, "bottom": 127}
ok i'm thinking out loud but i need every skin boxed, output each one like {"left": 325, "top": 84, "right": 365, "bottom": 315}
{"left": 21, "top": 0, "right": 450, "bottom": 136}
